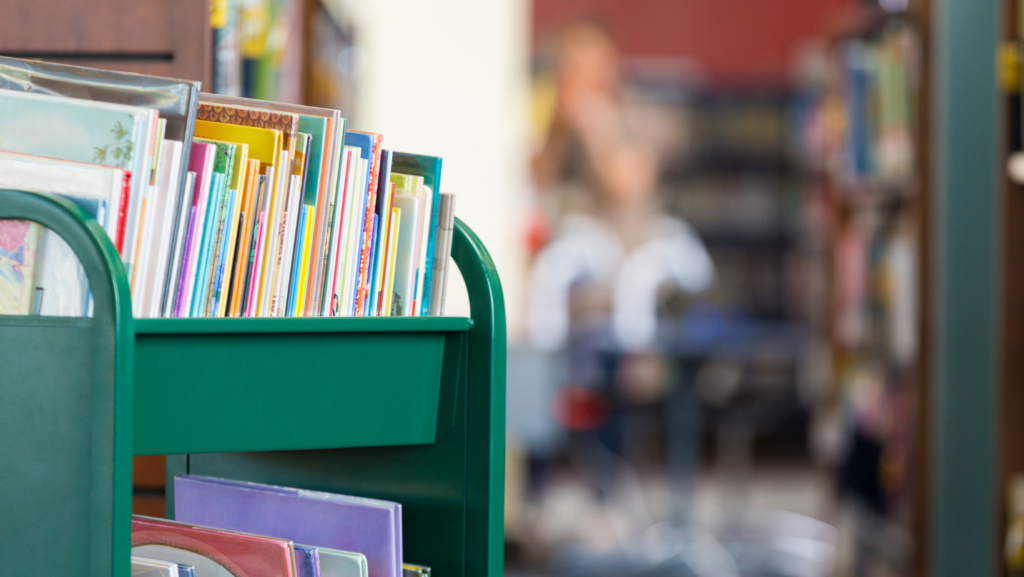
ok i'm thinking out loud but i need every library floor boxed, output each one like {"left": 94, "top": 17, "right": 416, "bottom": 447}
{"left": 506, "top": 461, "right": 842, "bottom": 577}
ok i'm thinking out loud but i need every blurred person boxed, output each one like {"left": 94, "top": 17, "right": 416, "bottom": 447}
{"left": 527, "top": 19, "right": 712, "bottom": 351}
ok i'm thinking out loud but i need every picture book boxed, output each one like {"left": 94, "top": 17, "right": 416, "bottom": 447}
{"left": 163, "top": 171, "right": 196, "bottom": 317}
{"left": 132, "top": 515, "right": 298, "bottom": 577}
{"left": 0, "top": 219, "right": 41, "bottom": 315}
{"left": 174, "top": 475, "right": 402, "bottom": 577}
{"left": 0, "top": 55, "right": 200, "bottom": 205}
{"left": 294, "top": 544, "right": 321, "bottom": 577}
{"left": 0, "top": 89, "right": 158, "bottom": 281}
{"left": 428, "top": 193, "right": 456, "bottom": 316}
{"left": 319, "top": 546, "right": 369, "bottom": 577}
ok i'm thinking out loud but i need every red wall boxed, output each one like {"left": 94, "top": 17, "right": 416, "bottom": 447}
{"left": 533, "top": 0, "right": 855, "bottom": 86}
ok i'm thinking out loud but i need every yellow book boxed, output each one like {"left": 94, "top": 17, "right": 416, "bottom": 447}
{"left": 194, "top": 120, "right": 280, "bottom": 169}
{"left": 382, "top": 207, "right": 401, "bottom": 316}
{"left": 294, "top": 206, "right": 316, "bottom": 317}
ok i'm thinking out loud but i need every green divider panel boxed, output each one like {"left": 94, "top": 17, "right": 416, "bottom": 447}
{"left": 0, "top": 190, "right": 134, "bottom": 577}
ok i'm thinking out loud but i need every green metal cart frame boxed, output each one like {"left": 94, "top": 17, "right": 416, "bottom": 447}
{"left": 0, "top": 188, "right": 506, "bottom": 577}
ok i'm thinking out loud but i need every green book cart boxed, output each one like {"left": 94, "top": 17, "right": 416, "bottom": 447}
{"left": 0, "top": 189, "right": 506, "bottom": 577}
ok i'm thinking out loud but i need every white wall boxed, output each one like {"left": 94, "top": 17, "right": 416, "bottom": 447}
{"left": 329, "top": 0, "right": 531, "bottom": 335}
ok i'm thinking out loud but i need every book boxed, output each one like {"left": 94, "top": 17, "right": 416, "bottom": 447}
{"left": 0, "top": 152, "right": 131, "bottom": 316}
{"left": 428, "top": 194, "right": 456, "bottom": 316}
{"left": 344, "top": 131, "right": 383, "bottom": 316}
{"left": 174, "top": 475, "right": 402, "bottom": 577}
{"left": 163, "top": 171, "right": 196, "bottom": 317}
{"left": 132, "top": 515, "right": 298, "bottom": 577}
{"left": 196, "top": 93, "right": 346, "bottom": 317}
{"left": 0, "top": 219, "right": 41, "bottom": 315}
{"left": 294, "top": 544, "right": 321, "bottom": 577}
{"left": 369, "top": 151, "right": 394, "bottom": 316}
{"left": 137, "top": 140, "right": 184, "bottom": 318}
{"left": 319, "top": 546, "right": 369, "bottom": 577}
{"left": 131, "top": 556, "right": 181, "bottom": 577}
{"left": 390, "top": 191, "right": 422, "bottom": 316}
{"left": 228, "top": 159, "right": 263, "bottom": 316}
{"left": 0, "top": 89, "right": 159, "bottom": 283}
{"left": 0, "top": 55, "right": 200, "bottom": 213}
{"left": 176, "top": 143, "right": 216, "bottom": 317}
{"left": 390, "top": 153, "right": 442, "bottom": 316}
{"left": 402, "top": 564, "right": 431, "bottom": 577}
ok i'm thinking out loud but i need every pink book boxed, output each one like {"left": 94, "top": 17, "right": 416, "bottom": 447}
{"left": 179, "top": 142, "right": 216, "bottom": 316}
{"left": 131, "top": 515, "right": 297, "bottom": 577}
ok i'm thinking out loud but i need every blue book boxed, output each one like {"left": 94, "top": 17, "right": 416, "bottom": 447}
{"left": 364, "top": 214, "right": 380, "bottom": 316}
{"left": 295, "top": 544, "right": 321, "bottom": 577}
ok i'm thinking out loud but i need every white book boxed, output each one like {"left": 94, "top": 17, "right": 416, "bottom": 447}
{"left": 322, "top": 148, "right": 358, "bottom": 316}
{"left": 340, "top": 158, "right": 368, "bottom": 316}
{"left": 272, "top": 173, "right": 303, "bottom": 316}
{"left": 0, "top": 152, "right": 129, "bottom": 317}
{"left": 131, "top": 556, "right": 181, "bottom": 577}
{"left": 412, "top": 184, "right": 433, "bottom": 316}
{"left": 146, "top": 141, "right": 184, "bottom": 317}
{"left": 390, "top": 193, "right": 422, "bottom": 317}
{"left": 179, "top": 151, "right": 216, "bottom": 317}
{"left": 259, "top": 150, "right": 291, "bottom": 317}
{"left": 136, "top": 140, "right": 183, "bottom": 318}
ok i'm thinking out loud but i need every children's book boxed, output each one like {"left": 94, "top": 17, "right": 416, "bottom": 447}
{"left": 0, "top": 90, "right": 158, "bottom": 282}
{"left": 131, "top": 556, "right": 181, "bottom": 577}
{"left": 163, "top": 171, "right": 196, "bottom": 317}
{"left": 0, "top": 220, "right": 41, "bottom": 315}
{"left": 175, "top": 475, "right": 402, "bottom": 577}
{"left": 176, "top": 143, "right": 216, "bottom": 317}
{"left": 132, "top": 515, "right": 298, "bottom": 577}
{"left": 390, "top": 153, "right": 442, "bottom": 316}
{"left": 0, "top": 55, "right": 200, "bottom": 212}
{"left": 294, "top": 544, "right": 321, "bottom": 577}
{"left": 428, "top": 193, "right": 456, "bottom": 316}
{"left": 390, "top": 190, "right": 422, "bottom": 316}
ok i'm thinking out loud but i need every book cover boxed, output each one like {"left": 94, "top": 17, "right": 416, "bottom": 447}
{"left": 319, "top": 546, "right": 369, "bottom": 577}
{"left": 0, "top": 89, "right": 158, "bottom": 280}
{"left": 132, "top": 515, "right": 297, "bottom": 577}
{"left": 0, "top": 220, "right": 41, "bottom": 315}
{"left": 175, "top": 475, "right": 402, "bottom": 577}
{"left": 140, "top": 140, "right": 185, "bottom": 318}
{"left": 197, "top": 101, "right": 299, "bottom": 156}
{"left": 390, "top": 153, "right": 442, "bottom": 316}
{"left": 0, "top": 55, "right": 200, "bottom": 215}
{"left": 131, "top": 556, "right": 180, "bottom": 577}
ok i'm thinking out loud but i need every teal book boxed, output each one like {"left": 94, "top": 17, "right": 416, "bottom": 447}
{"left": 390, "top": 153, "right": 442, "bottom": 316}
{"left": 191, "top": 172, "right": 225, "bottom": 317}
{"left": 193, "top": 139, "right": 237, "bottom": 315}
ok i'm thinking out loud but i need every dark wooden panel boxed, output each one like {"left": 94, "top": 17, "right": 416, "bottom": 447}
{"left": 0, "top": 0, "right": 211, "bottom": 86}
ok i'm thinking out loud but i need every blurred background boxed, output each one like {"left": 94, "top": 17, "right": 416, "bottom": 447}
{"left": 195, "top": 0, "right": 930, "bottom": 575}
{"left": 294, "top": 1, "right": 924, "bottom": 576}
{"left": 7, "top": 0, "right": 985, "bottom": 574}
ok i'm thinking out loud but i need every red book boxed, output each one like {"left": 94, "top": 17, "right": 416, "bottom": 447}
{"left": 131, "top": 515, "right": 298, "bottom": 577}
{"left": 115, "top": 169, "right": 132, "bottom": 254}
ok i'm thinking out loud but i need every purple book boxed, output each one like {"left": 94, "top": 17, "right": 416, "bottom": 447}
{"left": 174, "top": 475, "right": 402, "bottom": 577}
